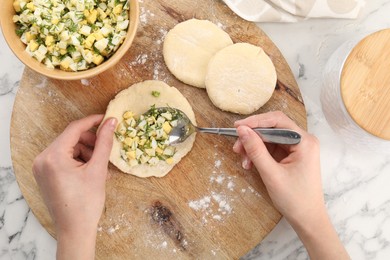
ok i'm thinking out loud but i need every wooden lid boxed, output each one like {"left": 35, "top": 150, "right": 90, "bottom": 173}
{"left": 341, "top": 29, "right": 390, "bottom": 140}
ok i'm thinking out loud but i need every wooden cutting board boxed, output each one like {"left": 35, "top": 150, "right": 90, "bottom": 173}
{"left": 10, "top": 0, "right": 307, "bottom": 259}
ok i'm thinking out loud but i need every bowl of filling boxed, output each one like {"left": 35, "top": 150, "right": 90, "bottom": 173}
{"left": 0, "top": 0, "right": 139, "bottom": 80}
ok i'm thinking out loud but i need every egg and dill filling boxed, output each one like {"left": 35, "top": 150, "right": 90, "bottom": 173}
{"left": 115, "top": 105, "right": 181, "bottom": 166}
{"left": 12, "top": 0, "right": 130, "bottom": 71}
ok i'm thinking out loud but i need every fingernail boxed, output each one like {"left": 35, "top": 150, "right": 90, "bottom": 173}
{"left": 237, "top": 126, "right": 250, "bottom": 142}
{"left": 108, "top": 118, "right": 117, "bottom": 129}
{"left": 242, "top": 158, "right": 250, "bottom": 170}
{"left": 234, "top": 120, "right": 242, "bottom": 127}
{"left": 233, "top": 141, "right": 239, "bottom": 151}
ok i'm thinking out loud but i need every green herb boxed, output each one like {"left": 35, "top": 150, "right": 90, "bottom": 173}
{"left": 77, "top": 36, "right": 83, "bottom": 44}
{"left": 66, "top": 45, "right": 76, "bottom": 53}
{"left": 15, "top": 27, "right": 26, "bottom": 37}
{"left": 123, "top": 0, "right": 129, "bottom": 10}
{"left": 151, "top": 91, "right": 160, "bottom": 97}
{"left": 107, "top": 33, "right": 114, "bottom": 46}
{"left": 91, "top": 24, "right": 98, "bottom": 31}
{"left": 69, "top": 20, "right": 78, "bottom": 32}
{"left": 53, "top": 33, "right": 59, "bottom": 41}
{"left": 93, "top": 46, "right": 101, "bottom": 55}
{"left": 36, "top": 36, "right": 44, "bottom": 45}
{"left": 42, "top": 14, "right": 52, "bottom": 20}
{"left": 75, "top": 12, "right": 85, "bottom": 20}
{"left": 21, "top": 4, "right": 28, "bottom": 12}
{"left": 74, "top": 56, "right": 82, "bottom": 63}
{"left": 39, "top": 24, "right": 48, "bottom": 34}
{"left": 58, "top": 54, "right": 68, "bottom": 61}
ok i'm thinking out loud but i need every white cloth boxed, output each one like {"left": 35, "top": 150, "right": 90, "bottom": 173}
{"left": 223, "top": 0, "right": 366, "bottom": 22}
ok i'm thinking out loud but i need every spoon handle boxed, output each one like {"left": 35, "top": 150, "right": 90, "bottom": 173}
{"left": 196, "top": 127, "right": 301, "bottom": 145}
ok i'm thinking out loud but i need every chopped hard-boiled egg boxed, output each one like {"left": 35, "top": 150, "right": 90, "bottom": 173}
{"left": 114, "top": 105, "right": 182, "bottom": 167}
{"left": 94, "top": 38, "right": 108, "bottom": 52}
{"left": 13, "top": 0, "right": 130, "bottom": 71}
{"left": 28, "top": 39, "right": 39, "bottom": 51}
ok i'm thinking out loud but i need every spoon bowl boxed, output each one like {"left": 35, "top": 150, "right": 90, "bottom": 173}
{"left": 144, "top": 107, "right": 301, "bottom": 145}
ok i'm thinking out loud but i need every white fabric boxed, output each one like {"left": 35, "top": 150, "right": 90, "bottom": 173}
{"left": 223, "top": 0, "right": 366, "bottom": 22}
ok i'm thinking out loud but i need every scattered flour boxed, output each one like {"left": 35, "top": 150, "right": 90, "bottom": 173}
{"left": 38, "top": 88, "right": 60, "bottom": 104}
{"left": 227, "top": 180, "right": 235, "bottom": 191}
{"left": 211, "top": 192, "right": 232, "bottom": 214}
{"left": 189, "top": 158, "right": 237, "bottom": 223}
{"left": 214, "top": 160, "right": 222, "bottom": 168}
{"left": 212, "top": 215, "right": 222, "bottom": 221}
{"left": 215, "top": 175, "right": 225, "bottom": 184}
{"left": 140, "top": 6, "right": 155, "bottom": 24}
{"left": 143, "top": 229, "right": 171, "bottom": 251}
{"left": 80, "top": 79, "right": 90, "bottom": 86}
{"left": 161, "top": 241, "right": 168, "bottom": 248}
{"left": 157, "top": 28, "right": 168, "bottom": 44}
{"left": 216, "top": 22, "right": 226, "bottom": 29}
{"left": 35, "top": 78, "right": 47, "bottom": 89}
{"left": 210, "top": 172, "right": 236, "bottom": 192}
{"left": 128, "top": 54, "right": 148, "bottom": 66}
{"left": 118, "top": 67, "right": 131, "bottom": 79}
{"left": 189, "top": 196, "right": 211, "bottom": 211}
{"left": 188, "top": 152, "right": 265, "bottom": 225}
{"left": 153, "top": 62, "right": 160, "bottom": 80}
{"left": 107, "top": 224, "right": 120, "bottom": 234}
{"left": 248, "top": 186, "right": 262, "bottom": 198}
{"left": 97, "top": 213, "right": 132, "bottom": 235}
{"left": 188, "top": 191, "right": 232, "bottom": 224}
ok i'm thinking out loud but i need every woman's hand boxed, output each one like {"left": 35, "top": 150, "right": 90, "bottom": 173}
{"left": 234, "top": 111, "right": 349, "bottom": 260}
{"left": 233, "top": 111, "right": 322, "bottom": 224}
{"left": 32, "top": 114, "right": 116, "bottom": 260}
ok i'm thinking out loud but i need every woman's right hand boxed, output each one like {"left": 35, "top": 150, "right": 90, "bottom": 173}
{"left": 234, "top": 111, "right": 349, "bottom": 260}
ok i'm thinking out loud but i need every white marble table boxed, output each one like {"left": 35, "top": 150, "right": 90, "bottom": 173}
{"left": 1, "top": 1, "right": 390, "bottom": 259}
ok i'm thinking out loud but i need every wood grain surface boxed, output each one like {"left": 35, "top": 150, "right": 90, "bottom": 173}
{"left": 341, "top": 28, "right": 390, "bottom": 140}
{"left": 10, "top": 0, "right": 307, "bottom": 259}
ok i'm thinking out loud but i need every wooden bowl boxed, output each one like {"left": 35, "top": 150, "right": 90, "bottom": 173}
{"left": 0, "top": 0, "right": 139, "bottom": 80}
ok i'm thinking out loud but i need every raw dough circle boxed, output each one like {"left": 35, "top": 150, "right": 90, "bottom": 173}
{"left": 163, "top": 19, "right": 233, "bottom": 88}
{"left": 205, "top": 43, "right": 277, "bottom": 115}
{"left": 102, "top": 80, "right": 196, "bottom": 178}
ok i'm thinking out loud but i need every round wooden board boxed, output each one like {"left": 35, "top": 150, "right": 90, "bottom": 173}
{"left": 10, "top": 0, "right": 307, "bottom": 259}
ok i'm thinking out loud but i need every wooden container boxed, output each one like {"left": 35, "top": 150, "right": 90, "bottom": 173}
{"left": 321, "top": 29, "right": 390, "bottom": 152}
{"left": 0, "top": 0, "right": 139, "bottom": 80}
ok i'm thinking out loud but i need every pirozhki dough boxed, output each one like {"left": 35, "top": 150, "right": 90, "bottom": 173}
{"left": 102, "top": 80, "right": 196, "bottom": 178}
{"left": 205, "top": 43, "right": 277, "bottom": 114}
{"left": 163, "top": 19, "right": 233, "bottom": 88}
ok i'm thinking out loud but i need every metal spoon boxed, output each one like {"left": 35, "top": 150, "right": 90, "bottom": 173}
{"left": 145, "top": 107, "right": 301, "bottom": 145}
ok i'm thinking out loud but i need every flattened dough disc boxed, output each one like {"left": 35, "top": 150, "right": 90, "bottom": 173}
{"left": 103, "top": 80, "right": 196, "bottom": 178}
{"left": 163, "top": 19, "right": 233, "bottom": 88}
{"left": 205, "top": 43, "right": 277, "bottom": 114}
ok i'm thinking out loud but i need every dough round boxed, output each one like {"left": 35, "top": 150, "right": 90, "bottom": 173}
{"left": 102, "top": 80, "right": 196, "bottom": 178}
{"left": 205, "top": 43, "right": 277, "bottom": 115}
{"left": 163, "top": 19, "right": 233, "bottom": 88}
